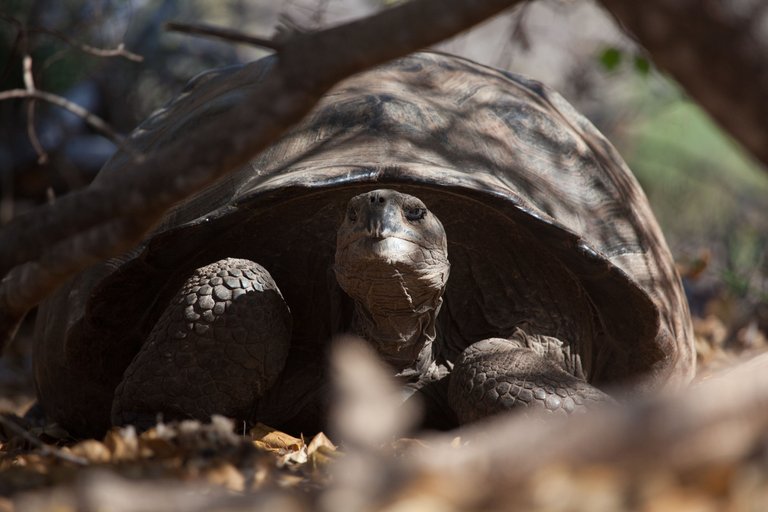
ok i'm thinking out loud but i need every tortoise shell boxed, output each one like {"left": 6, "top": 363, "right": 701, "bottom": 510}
{"left": 33, "top": 52, "right": 695, "bottom": 437}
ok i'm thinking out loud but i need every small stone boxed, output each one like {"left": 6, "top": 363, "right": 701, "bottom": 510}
{"left": 213, "top": 303, "right": 226, "bottom": 315}
{"left": 217, "top": 270, "right": 229, "bottom": 277}
{"left": 497, "top": 382, "right": 511, "bottom": 395}
{"left": 229, "top": 268, "right": 242, "bottom": 277}
{"left": 202, "top": 310, "right": 215, "bottom": 323}
{"left": 199, "top": 285, "right": 213, "bottom": 296}
{"left": 185, "top": 294, "right": 197, "bottom": 305}
{"left": 533, "top": 388, "right": 547, "bottom": 400}
{"left": 232, "top": 289, "right": 246, "bottom": 300}
{"left": 563, "top": 397, "right": 576, "bottom": 413}
{"left": 211, "top": 277, "right": 224, "bottom": 286}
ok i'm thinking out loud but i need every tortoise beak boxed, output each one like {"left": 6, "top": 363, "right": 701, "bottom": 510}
{"left": 362, "top": 190, "right": 401, "bottom": 239}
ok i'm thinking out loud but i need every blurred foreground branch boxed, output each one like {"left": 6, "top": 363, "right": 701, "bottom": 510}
{"left": 0, "top": 0, "right": 524, "bottom": 347}
{"left": 329, "top": 350, "right": 768, "bottom": 510}
{"left": 165, "top": 22, "right": 283, "bottom": 51}
{"left": 10, "top": 347, "right": 768, "bottom": 511}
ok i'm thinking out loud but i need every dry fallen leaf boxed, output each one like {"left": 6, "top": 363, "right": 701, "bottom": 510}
{"left": 307, "top": 432, "right": 336, "bottom": 456}
{"left": 250, "top": 423, "right": 307, "bottom": 465}
{"left": 67, "top": 439, "right": 110, "bottom": 464}
{"left": 103, "top": 426, "right": 140, "bottom": 462}
{"left": 200, "top": 461, "right": 246, "bottom": 491}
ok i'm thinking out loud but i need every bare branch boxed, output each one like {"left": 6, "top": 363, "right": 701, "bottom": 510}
{"left": 0, "top": 414, "right": 88, "bottom": 466}
{"left": 0, "top": 213, "right": 152, "bottom": 343}
{"left": 26, "top": 99, "right": 47, "bottom": 164}
{"left": 28, "top": 26, "right": 143, "bottom": 62}
{"left": 0, "top": 88, "right": 128, "bottom": 150}
{"left": 0, "top": 12, "right": 143, "bottom": 63}
{"left": 0, "top": 0, "right": 524, "bottom": 345}
{"left": 19, "top": 54, "right": 48, "bottom": 163}
{"left": 22, "top": 54, "right": 34, "bottom": 91}
{"left": 165, "top": 21, "right": 283, "bottom": 51}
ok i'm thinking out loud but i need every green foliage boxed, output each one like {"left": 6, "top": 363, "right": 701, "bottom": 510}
{"left": 633, "top": 56, "right": 650, "bottom": 76}
{"left": 626, "top": 96, "right": 768, "bottom": 301}
{"left": 598, "top": 46, "right": 652, "bottom": 77}
{"left": 599, "top": 47, "right": 622, "bottom": 71}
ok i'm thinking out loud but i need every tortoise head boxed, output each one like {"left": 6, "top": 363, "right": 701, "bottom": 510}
{"left": 334, "top": 189, "right": 450, "bottom": 368}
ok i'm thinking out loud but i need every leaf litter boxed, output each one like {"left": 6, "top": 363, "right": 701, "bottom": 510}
{"left": 0, "top": 334, "right": 767, "bottom": 511}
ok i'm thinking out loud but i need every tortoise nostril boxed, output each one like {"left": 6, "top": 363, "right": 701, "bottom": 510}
{"left": 369, "top": 192, "right": 387, "bottom": 206}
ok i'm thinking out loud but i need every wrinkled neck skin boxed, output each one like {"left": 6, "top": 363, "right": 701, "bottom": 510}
{"left": 339, "top": 259, "right": 446, "bottom": 380}
{"left": 334, "top": 189, "right": 451, "bottom": 388}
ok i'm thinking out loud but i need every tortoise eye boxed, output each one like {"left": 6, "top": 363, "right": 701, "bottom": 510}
{"left": 405, "top": 207, "right": 427, "bottom": 221}
{"left": 348, "top": 208, "right": 358, "bottom": 222}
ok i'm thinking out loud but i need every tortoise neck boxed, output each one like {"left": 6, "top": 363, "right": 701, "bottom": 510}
{"left": 349, "top": 298, "right": 442, "bottom": 372}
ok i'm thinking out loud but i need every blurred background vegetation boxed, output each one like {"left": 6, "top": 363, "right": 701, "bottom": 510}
{"left": 1, "top": 0, "right": 767, "bottom": 375}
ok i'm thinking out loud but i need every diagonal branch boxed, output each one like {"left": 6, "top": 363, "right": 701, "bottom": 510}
{"left": 29, "top": 27, "right": 143, "bottom": 62}
{"left": 0, "top": 414, "right": 88, "bottom": 466}
{"left": 597, "top": 0, "right": 768, "bottom": 170}
{"left": 0, "top": 0, "right": 524, "bottom": 345}
{"left": 165, "top": 21, "right": 283, "bottom": 51}
{"left": 0, "top": 88, "right": 128, "bottom": 150}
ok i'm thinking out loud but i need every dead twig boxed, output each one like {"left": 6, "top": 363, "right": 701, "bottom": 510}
{"left": 20, "top": 54, "right": 48, "bottom": 164}
{"left": 29, "top": 26, "right": 143, "bottom": 62}
{"left": 0, "top": 87, "right": 129, "bottom": 152}
{"left": 165, "top": 21, "right": 283, "bottom": 51}
{"left": 0, "top": 414, "right": 88, "bottom": 466}
{"left": 0, "top": 12, "right": 142, "bottom": 64}
{"left": 0, "top": 14, "right": 141, "bottom": 165}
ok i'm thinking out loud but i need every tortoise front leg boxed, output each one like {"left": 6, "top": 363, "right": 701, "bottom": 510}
{"left": 111, "top": 258, "right": 292, "bottom": 430}
{"left": 447, "top": 331, "right": 611, "bottom": 423}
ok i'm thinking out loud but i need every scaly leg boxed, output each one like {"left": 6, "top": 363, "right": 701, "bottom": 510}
{"left": 111, "top": 258, "right": 292, "bottom": 429}
{"left": 448, "top": 331, "right": 610, "bottom": 423}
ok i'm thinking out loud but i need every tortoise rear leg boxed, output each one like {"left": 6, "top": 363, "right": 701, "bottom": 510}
{"left": 111, "top": 258, "right": 291, "bottom": 430}
{"left": 448, "top": 330, "right": 611, "bottom": 423}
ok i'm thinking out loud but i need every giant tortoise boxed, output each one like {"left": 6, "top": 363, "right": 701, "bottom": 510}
{"left": 33, "top": 52, "right": 695, "bottom": 438}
